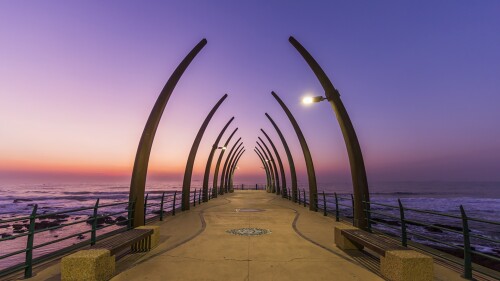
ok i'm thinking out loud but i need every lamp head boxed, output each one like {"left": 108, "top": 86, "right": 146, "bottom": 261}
{"left": 302, "top": 95, "right": 326, "bottom": 105}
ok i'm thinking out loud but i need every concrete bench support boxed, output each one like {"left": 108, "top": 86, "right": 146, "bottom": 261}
{"left": 61, "top": 249, "right": 115, "bottom": 281}
{"left": 380, "top": 250, "right": 433, "bottom": 281}
{"left": 334, "top": 225, "right": 361, "bottom": 250}
{"left": 61, "top": 226, "right": 160, "bottom": 281}
{"left": 334, "top": 225, "right": 433, "bottom": 281}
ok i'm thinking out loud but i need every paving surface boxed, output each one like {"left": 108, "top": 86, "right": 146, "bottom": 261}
{"left": 30, "top": 190, "right": 468, "bottom": 281}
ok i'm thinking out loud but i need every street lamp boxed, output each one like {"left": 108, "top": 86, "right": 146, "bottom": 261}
{"left": 302, "top": 96, "right": 327, "bottom": 105}
{"left": 290, "top": 36, "right": 370, "bottom": 230}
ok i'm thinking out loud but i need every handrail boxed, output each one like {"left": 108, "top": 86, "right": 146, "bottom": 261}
{"left": 0, "top": 186, "right": 216, "bottom": 279}
{"left": 312, "top": 190, "right": 500, "bottom": 279}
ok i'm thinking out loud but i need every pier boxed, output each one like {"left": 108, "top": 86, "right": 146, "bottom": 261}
{"left": 7, "top": 190, "right": 483, "bottom": 281}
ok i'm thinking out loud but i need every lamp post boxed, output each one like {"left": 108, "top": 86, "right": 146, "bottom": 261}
{"left": 289, "top": 36, "right": 370, "bottom": 229}
{"left": 220, "top": 139, "right": 242, "bottom": 195}
{"left": 265, "top": 113, "right": 298, "bottom": 202}
{"left": 258, "top": 137, "right": 280, "bottom": 195}
{"left": 182, "top": 94, "right": 228, "bottom": 211}
{"left": 129, "top": 38, "right": 207, "bottom": 227}
{"left": 261, "top": 129, "right": 286, "bottom": 197}
{"left": 202, "top": 117, "right": 234, "bottom": 202}
{"left": 254, "top": 149, "right": 271, "bottom": 191}
{"left": 212, "top": 128, "right": 238, "bottom": 198}
{"left": 271, "top": 91, "right": 318, "bottom": 211}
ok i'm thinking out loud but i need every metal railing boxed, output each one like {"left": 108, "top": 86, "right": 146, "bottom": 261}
{"left": 232, "top": 184, "right": 266, "bottom": 190}
{"left": 309, "top": 191, "right": 500, "bottom": 279}
{"left": 0, "top": 188, "right": 210, "bottom": 279}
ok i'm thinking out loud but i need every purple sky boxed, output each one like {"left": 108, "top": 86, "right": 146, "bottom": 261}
{"left": 1, "top": 1, "right": 499, "bottom": 185}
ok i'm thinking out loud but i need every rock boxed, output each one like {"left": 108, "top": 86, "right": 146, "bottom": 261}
{"left": 77, "top": 234, "right": 85, "bottom": 240}
{"left": 42, "top": 214, "right": 70, "bottom": 220}
{"left": 0, "top": 224, "right": 10, "bottom": 229}
{"left": 13, "top": 199, "right": 33, "bottom": 203}
{"left": 12, "top": 224, "right": 24, "bottom": 230}
{"left": 104, "top": 217, "right": 115, "bottom": 224}
{"left": 86, "top": 216, "right": 112, "bottom": 225}
{"left": 34, "top": 221, "right": 61, "bottom": 230}
{"left": 1, "top": 233, "right": 14, "bottom": 239}
{"left": 116, "top": 216, "right": 128, "bottom": 226}
{"left": 424, "top": 226, "right": 443, "bottom": 233}
{"left": 116, "top": 216, "right": 126, "bottom": 221}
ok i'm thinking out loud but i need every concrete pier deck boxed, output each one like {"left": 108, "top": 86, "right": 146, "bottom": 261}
{"left": 31, "top": 190, "right": 468, "bottom": 281}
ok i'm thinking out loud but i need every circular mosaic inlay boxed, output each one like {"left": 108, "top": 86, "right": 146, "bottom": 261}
{"left": 235, "top": 208, "right": 265, "bottom": 212}
{"left": 226, "top": 228, "right": 271, "bottom": 236}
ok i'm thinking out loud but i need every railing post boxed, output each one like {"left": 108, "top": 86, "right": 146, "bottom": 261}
{"left": 127, "top": 200, "right": 135, "bottom": 230}
{"left": 322, "top": 191, "right": 327, "bottom": 216}
{"left": 350, "top": 194, "right": 355, "bottom": 226}
{"left": 172, "top": 191, "right": 177, "bottom": 215}
{"left": 364, "top": 194, "right": 372, "bottom": 232}
{"left": 398, "top": 199, "right": 407, "bottom": 247}
{"left": 160, "top": 192, "right": 165, "bottom": 221}
{"left": 24, "top": 204, "right": 38, "bottom": 278}
{"left": 288, "top": 188, "right": 291, "bottom": 200}
{"left": 298, "top": 189, "right": 301, "bottom": 205}
{"left": 334, "top": 192, "right": 339, "bottom": 222}
{"left": 209, "top": 188, "right": 212, "bottom": 200}
{"left": 303, "top": 189, "right": 306, "bottom": 207}
{"left": 199, "top": 189, "right": 202, "bottom": 204}
{"left": 143, "top": 194, "right": 149, "bottom": 224}
{"left": 460, "top": 205, "right": 473, "bottom": 279}
{"left": 193, "top": 189, "right": 196, "bottom": 207}
{"left": 91, "top": 199, "right": 100, "bottom": 246}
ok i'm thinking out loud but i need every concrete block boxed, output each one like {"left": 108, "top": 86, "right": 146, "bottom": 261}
{"left": 380, "top": 250, "right": 433, "bottom": 281}
{"left": 132, "top": 225, "right": 160, "bottom": 251}
{"left": 61, "top": 249, "right": 115, "bottom": 281}
{"left": 334, "top": 225, "right": 362, "bottom": 250}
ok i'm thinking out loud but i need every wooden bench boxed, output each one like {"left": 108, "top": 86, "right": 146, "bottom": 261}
{"left": 92, "top": 228, "right": 153, "bottom": 255}
{"left": 61, "top": 226, "right": 160, "bottom": 281}
{"left": 335, "top": 225, "right": 433, "bottom": 281}
{"left": 341, "top": 229, "right": 407, "bottom": 256}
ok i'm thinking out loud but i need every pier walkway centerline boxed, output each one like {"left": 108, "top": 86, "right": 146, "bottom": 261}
{"left": 31, "top": 190, "right": 467, "bottom": 281}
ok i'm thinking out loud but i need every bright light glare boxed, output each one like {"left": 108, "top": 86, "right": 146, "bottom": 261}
{"left": 302, "top": 96, "right": 314, "bottom": 105}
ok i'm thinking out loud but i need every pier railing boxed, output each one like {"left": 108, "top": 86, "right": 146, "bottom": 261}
{"left": 0, "top": 189, "right": 207, "bottom": 279}
{"left": 232, "top": 184, "right": 266, "bottom": 190}
{"left": 284, "top": 189, "right": 499, "bottom": 279}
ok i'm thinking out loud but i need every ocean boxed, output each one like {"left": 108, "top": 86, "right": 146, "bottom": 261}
{"left": 0, "top": 181, "right": 499, "bottom": 271}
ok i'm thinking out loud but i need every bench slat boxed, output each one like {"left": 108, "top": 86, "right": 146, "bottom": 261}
{"left": 341, "top": 229, "right": 407, "bottom": 257}
{"left": 93, "top": 229, "right": 153, "bottom": 256}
